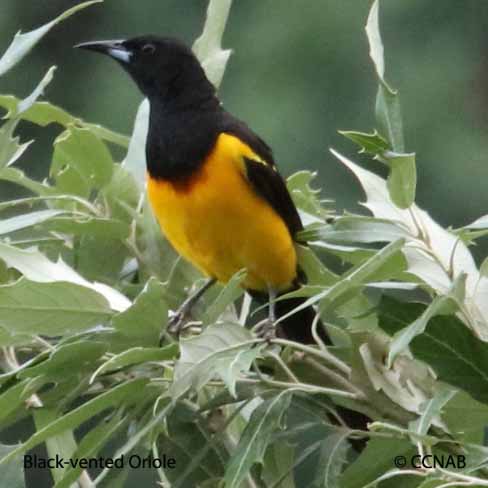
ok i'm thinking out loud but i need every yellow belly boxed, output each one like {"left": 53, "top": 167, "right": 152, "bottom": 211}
{"left": 146, "top": 133, "right": 297, "bottom": 292}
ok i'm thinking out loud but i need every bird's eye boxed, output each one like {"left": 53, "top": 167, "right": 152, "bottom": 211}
{"left": 142, "top": 44, "right": 155, "bottom": 55}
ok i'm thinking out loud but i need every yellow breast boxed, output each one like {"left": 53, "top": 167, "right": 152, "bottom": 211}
{"left": 146, "top": 133, "right": 297, "bottom": 292}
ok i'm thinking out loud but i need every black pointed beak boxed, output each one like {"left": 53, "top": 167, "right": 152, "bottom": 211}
{"left": 74, "top": 40, "right": 132, "bottom": 64}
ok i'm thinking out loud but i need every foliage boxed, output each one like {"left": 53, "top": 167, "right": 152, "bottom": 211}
{"left": 0, "top": 1, "right": 487, "bottom": 487}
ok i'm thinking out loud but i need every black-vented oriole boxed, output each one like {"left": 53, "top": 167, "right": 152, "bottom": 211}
{"left": 76, "top": 36, "right": 329, "bottom": 344}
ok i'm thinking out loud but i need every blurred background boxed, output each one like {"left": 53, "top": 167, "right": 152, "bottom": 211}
{"left": 1, "top": 0, "right": 488, "bottom": 261}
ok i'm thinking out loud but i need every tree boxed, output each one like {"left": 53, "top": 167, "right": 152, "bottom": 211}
{"left": 0, "top": 1, "right": 487, "bottom": 487}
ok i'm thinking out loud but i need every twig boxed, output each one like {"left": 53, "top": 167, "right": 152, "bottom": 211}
{"left": 302, "top": 356, "right": 366, "bottom": 400}
{"left": 270, "top": 338, "right": 351, "bottom": 375}
{"left": 266, "top": 352, "right": 300, "bottom": 383}
{"left": 310, "top": 311, "right": 328, "bottom": 351}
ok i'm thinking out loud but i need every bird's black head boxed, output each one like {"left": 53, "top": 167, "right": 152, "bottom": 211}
{"left": 75, "top": 35, "right": 217, "bottom": 108}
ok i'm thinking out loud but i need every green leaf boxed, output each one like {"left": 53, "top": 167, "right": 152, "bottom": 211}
{"left": 443, "top": 391, "right": 488, "bottom": 444}
{"left": 0, "top": 119, "right": 32, "bottom": 170}
{"left": 0, "top": 65, "right": 55, "bottom": 168}
{"left": 17, "top": 66, "right": 57, "bottom": 115}
{"left": 0, "top": 278, "right": 113, "bottom": 338}
{"left": 42, "top": 216, "right": 130, "bottom": 239}
{"left": 0, "top": 194, "right": 99, "bottom": 214}
{"left": 90, "top": 344, "right": 178, "bottom": 381}
{"left": 277, "top": 238, "right": 405, "bottom": 324}
{"left": 262, "top": 442, "right": 296, "bottom": 488}
{"left": 102, "top": 164, "right": 140, "bottom": 223}
{"left": 18, "top": 341, "right": 108, "bottom": 380}
{"left": 202, "top": 270, "right": 245, "bottom": 325}
{"left": 298, "top": 216, "right": 410, "bottom": 244}
{"left": 330, "top": 149, "right": 485, "bottom": 329}
{"left": 82, "top": 123, "right": 130, "bottom": 148}
{"left": 54, "top": 412, "right": 126, "bottom": 488}
{"left": 122, "top": 99, "right": 149, "bottom": 189}
{"left": 0, "top": 209, "right": 66, "bottom": 235}
{"left": 0, "top": 1, "right": 102, "bottom": 76}
{"left": 0, "top": 96, "right": 129, "bottom": 147}
{"left": 0, "top": 95, "right": 72, "bottom": 126}
{"left": 224, "top": 390, "right": 293, "bottom": 488}
{"left": 385, "top": 151, "right": 416, "bottom": 209}
{"left": 339, "top": 130, "right": 390, "bottom": 155}
{"left": 51, "top": 126, "right": 113, "bottom": 192}
{"left": 367, "top": 0, "right": 415, "bottom": 207}
{"left": 0, "top": 166, "right": 55, "bottom": 195}
{"left": 0, "top": 379, "right": 44, "bottom": 426}
{"left": 412, "top": 315, "right": 488, "bottom": 406}
{"left": 76, "top": 234, "right": 129, "bottom": 283}
{"left": 112, "top": 277, "right": 167, "bottom": 347}
{"left": 379, "top": 298, "right": 488, "bottom": 405}
{"left": 287, "top": 171, "right": 330, "bottom": 220}
{"left": 0, "top": 378, "right": 148, "bottom": 465}
{"left": 169, "top": 323, "right": 260, "bottom": 400}
{"left": 193, "top": 0, "right": 233, "bottom": 88}
{"left": 340, "top": 438, "right": 415, "bottom": 488}
{"left": 365, "top": 0, "right": 385, "bottom": 82}
{"left": 358, "top": 336, "right": 435, "bottom": 417}
{"left": 0, "top": 444, "right": 25, "bottom": 488}
{"left": 157, "top": 403, "right": 226, "bottom": 487}
{"left": 33, "top": 408, "right": 78, "bottom": 484}
{"left": 313, "top": 430, "right": 350, "bottom": 488}
{"left": 376, "top": 84, "right": 404, "bottom": 153}
{"left": 409, "top": 386, "right": 456, "bottom": 438}
{"left": 365, "top": 0, "right": 404, "bottom": 152}
{"left": 0, "top": 243, "right": 131, "bottom": 311}
{"left": 387, "top": 273, "right": 466, "bottom": 367}
{"left": 295, "top": 245, "right": 337, "bottom": 286}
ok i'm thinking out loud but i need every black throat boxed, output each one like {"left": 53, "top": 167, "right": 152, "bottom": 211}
{"left": 145, "top": 81, "right": 223, "bottom": 181}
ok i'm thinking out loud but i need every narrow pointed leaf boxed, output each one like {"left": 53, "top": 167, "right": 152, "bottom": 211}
{"left": 193, "top": 0, "right": 233, "bottom": 88}
{"left": 0, "top": 1, "right": 102, "bottom": 76}
{"left": 0, "top": 243, "right": 131, "bottom": 312}
{"left": 224, "top": 391, "right": 293, "bottom": 488}
{"left": 0, "top": 378, "right": 148, "bottom": 465}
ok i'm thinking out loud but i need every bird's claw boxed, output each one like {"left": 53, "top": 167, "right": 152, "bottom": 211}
{"left": 255, "top": 319, "right": 276, "bottom": 342}
{"left": 167, "top": 309, "right": 189, "bottom": 337}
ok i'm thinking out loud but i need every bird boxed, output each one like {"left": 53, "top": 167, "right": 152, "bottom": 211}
{"left": 75, "top": 35, "right": 330, "bottom": 344}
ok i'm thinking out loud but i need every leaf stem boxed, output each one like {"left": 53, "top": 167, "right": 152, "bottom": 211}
{"left": 270, "top": 338, "right": 351, "bottom": 375}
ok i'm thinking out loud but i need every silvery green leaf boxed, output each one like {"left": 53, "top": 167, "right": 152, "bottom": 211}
{"left": 0, "top": 444, "right": 24, "bottom": 488}
{"left": 224, "top": 390, "right": 292, "bottom": 488}
{"left": 387, "top": 274, "right": 466, "bottom": 367}
{"left": 0, "top": 243, "right": 130, "bottom": 312}
{"left": 365, "top": 0, "right": 404, "bottom": 152}
{"left": 365, "top": 0, "right": 385, "bottom": 81}
{"left": 330, "top": 149, "right": 488, "bottom": 338}
{"left": 193, "top": 0, "right": 233, "bottom": 88}
{"left": 0, "top": 66, "right": 58, "bottom": 170}
{"left": 17, "top": 66, "right": 56, "bottom": 115}
{"left": 169, "top": 323, "right": 259, "bottom": 400}
{"left": 409, "top": 387, "right": 456, "bottom": 438}
{"left": 0, "top": 209, "right": 66, "bottom": 235}
{"left": 121, "top": 98, "right": 149, "bottom": 189}
{"left": 384, "top": 151, "right": 416, "bottom": 209}
{"left": 0, "top": 278, "right": 112, "bottom": 338}
{"left": 0, "top": 1, "right": 102, "bottom": 76}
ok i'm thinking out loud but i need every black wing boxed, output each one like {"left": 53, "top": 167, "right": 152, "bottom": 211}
{"left": 221, "top": 112, "right": 303, "bottom": 239}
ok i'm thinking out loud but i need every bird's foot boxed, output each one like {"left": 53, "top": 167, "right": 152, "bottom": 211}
{"left": 255, "top": 319, "right": 277, "bottom": 342}
{"left": 167, "top": 308, "right": 191, "bottom": 338}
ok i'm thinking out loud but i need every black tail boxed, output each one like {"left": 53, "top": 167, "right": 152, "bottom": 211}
{"left": 275, "top": 295, "right": 331, "bottom": 345}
